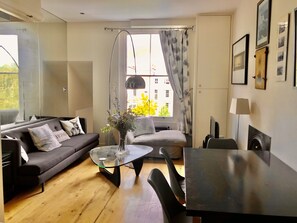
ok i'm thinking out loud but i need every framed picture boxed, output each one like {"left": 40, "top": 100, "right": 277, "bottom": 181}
{"left": 231, "top": 34, "right": 249, "bottom": 85}
{"left": 256, "top": 0, "right": 271, "bottom": 48}
{"left": 276, "top": 14, "right": 290, "bottom": 82}
{"left": 254, "top": 47, "right": 268, "bottom": 90}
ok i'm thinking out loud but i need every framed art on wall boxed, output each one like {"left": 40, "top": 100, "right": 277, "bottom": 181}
{"left": 254, "top": 47, "right": 268, "bottom": 90}
{"left": 276, "top": 14, "right": 290, "bottom": 82}
{"left": 231, "top": 34, "right": 249, "bottom": 85}
{"left": 256, "top": 0, "right": 271, "bottom": 48}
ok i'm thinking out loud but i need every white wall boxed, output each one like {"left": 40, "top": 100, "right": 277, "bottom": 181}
{"left": 39, "top": 22, "right": 68, "bottom": 117}
{"left": 42, "top": 61, "right": 68, "bottom": 116}
{"left": 67, "top": 22, "right": 127, "bottom": 145}
{"left": 68, "top": 61, "right": 93, "bottom": 116}
{"left": 229, "top": 0, "right": 297, "bottom": 171}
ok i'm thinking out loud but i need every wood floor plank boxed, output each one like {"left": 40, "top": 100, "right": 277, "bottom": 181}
{"left": 4, "top": 156, "right": 185, "bottom": 223}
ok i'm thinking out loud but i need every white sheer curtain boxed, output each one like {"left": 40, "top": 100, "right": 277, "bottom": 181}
{"left": 159, "top": 30, "right": 192, "bottom": 135}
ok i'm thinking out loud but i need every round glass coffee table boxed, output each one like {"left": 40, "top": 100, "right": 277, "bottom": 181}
{"left": 89, "top": 145, "right": 153, "bottom": 187}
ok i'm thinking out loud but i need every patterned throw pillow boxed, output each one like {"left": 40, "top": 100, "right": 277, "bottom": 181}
{"left": 60, "top": 117, "right": 85, "bottom": 137}
{"left": 133, "top": 116, "right": 156, "bottom": 137}
{"left": 53, "top": 129, "right": 71, "bottom": 142}
{"left": 28, "top": 124, "right": 62, "bottom": 152}
{"left": 5, "top": 135, "right": 29, "bottom": 163}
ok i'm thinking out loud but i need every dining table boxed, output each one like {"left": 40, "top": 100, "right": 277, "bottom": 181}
{"left": 184, "top": 148, "right": 297, "bottom": 223}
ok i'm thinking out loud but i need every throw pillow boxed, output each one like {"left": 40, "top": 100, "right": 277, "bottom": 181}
{"left": 133, "top": 116, "right": 156, "bottom": 137}
{"left": 5, "top": 135, "right": 29, "bottom": 163}
{"left": 28, "top": 124, "right": 61, "bottom": 152}
{"left": 60, "top": 116, "right": 85, "bottom": 137}
{"left": 53, "top": 129, "right": 71, "bottom": 142}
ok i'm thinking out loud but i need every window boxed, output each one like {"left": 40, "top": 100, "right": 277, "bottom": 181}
{"left": 126, "top": 34, "right": 174, "bottom": 117}
{"left": 0, "top": 35, "right": 19, "bottom": 111}
{"left": 165, "top": 90, "right": 169, "bottom": 97}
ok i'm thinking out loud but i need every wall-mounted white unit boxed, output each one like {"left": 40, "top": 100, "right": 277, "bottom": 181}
{"left": 193, "top": 15, "right": 231, "bottom": 147}
{"left": 0, "top": 0, "right": 42, "bottom": 22}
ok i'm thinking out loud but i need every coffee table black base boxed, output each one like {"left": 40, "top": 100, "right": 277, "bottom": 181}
{"left": 99, "top": 158, "right": 144, "bottom": 187}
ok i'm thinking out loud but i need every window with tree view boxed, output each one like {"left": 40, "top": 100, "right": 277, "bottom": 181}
{"left": 126, "top": 34, "right": 173, "bottom": 117}
{"left": 0, "top": 35, "right": 19, "bottom": 110}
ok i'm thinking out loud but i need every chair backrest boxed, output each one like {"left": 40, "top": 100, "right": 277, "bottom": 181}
{"left": 247, "top": 125, "right": 271, "bottom": 151}
{"left": 206, "top": 138, "right": 238, "bottom": 149}
{"left": 147, "top": 168, "right": 185, "bottom": 222}
{"left": 159, "top": 147, "right": 185, "bottom": 201}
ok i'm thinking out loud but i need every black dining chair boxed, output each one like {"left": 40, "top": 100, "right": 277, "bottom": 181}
{"left": 159, "top": 147, "right": 185, "bottom": 203}
{"left": 206, "top": 138, "right": 238, "bottom": 150}
{"left": 147, "top": 168, "right": 197, "bottom": 223}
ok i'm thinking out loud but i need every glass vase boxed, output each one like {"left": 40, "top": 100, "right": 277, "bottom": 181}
{"left": 116, "top": 130, "right": 128, "bottom": 157}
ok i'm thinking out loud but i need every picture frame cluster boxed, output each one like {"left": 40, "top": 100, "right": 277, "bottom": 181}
{"left": 231, "top": 0, "right": 297, "bottom": 89}
{"left": 254, "top": 0, "right": 271, "bottom": 89}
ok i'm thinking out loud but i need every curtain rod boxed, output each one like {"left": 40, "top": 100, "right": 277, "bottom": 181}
{"left": 104, "top": 26, "right": 194, "bottom": 32}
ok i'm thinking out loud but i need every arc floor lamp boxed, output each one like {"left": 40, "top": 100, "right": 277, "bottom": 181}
{"left": 107, "top": 29, "right": 145, "bottom": 110}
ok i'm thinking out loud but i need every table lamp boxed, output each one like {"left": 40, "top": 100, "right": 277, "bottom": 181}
{"left": 229, "top": 98, "right": 250, "bottom": 142}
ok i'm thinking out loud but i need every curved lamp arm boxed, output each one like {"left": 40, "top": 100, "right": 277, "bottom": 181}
{"left": 0, "top": 45, "right": 19, "bottom": 68}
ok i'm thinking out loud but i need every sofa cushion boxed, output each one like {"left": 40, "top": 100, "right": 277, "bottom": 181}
{"left": 28, "top": 124, "right": 61, "bottom": 152}
{"left": 53, "top": 129, "right": 71, "bottom": 142}
{"left": 133, "top": 116, "right": 156, "bottom": 137}
{"left": 1, "top": 118, "right": 68, "bottom": 153}
{"left": 60, "top": 116, "right": 85, "bottom": 136}
{"left": 61, "top": 133, "right": 99, "bottom": 152}
{"left": 133, "top": 130, "right": 186, "bottom": 147}
{"left": 18, "top": 146, "right": 75, "bottom": 175}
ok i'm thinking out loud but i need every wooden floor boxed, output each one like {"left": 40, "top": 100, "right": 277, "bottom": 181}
{"left": 4, "top": 156, "right": 185, "bottom": 223}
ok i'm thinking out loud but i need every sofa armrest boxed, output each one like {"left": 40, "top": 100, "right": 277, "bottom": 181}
{"left": 126, "top": 131, "right": 135, "bottom": 144}
{"left": 1, "top": 138, "right": 22, "bottom": 185}
{"left": 1, "top": 138, "right": 22, "bottom": 167}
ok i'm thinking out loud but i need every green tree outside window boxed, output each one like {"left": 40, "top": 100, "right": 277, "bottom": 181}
{"left": 132, "top": 93, "right": 158, "bottom": 116}
{"left": 0, "top": 63, "right": 19, "bottom": 109}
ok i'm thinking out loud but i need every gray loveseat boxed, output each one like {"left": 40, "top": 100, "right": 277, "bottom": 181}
{"left": 1, "top": 117, "right": 99, "bottom": 193}
{"left": 127, "top": 130, "right": 187, "bottom": 159}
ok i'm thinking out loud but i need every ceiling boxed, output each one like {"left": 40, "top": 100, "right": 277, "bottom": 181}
{"left": 41, "top": 0, "right": 242, "bottom": 22}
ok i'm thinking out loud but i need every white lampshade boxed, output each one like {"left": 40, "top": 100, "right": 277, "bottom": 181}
{"left": 229, "top": 98, "right": 250, "bottom": 115}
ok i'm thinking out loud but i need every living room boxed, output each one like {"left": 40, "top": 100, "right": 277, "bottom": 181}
{"left": 1, "top": 0, "right": 297, "bottom": 222}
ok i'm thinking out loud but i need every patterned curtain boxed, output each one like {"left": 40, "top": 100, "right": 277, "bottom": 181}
{"left": 159, "top": 30, "right": 192, "bottom": 135}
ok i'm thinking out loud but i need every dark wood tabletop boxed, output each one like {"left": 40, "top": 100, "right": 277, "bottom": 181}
{"left": 184, "top": 148, "right": 297, "bottom": 223}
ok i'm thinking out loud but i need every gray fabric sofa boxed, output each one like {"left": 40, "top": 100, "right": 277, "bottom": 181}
{"left": 1, "top": 117, "right": 99, "bottom": 192}
{"left": 0, "top": 109, "right": 19, "bottom": 125}
{"left": 126, "top": 130, "right": 187, "bottom": 159}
